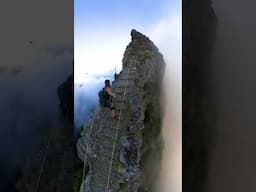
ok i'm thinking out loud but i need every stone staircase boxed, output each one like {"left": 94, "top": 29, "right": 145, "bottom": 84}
{"left": 77, "top": 64, "right": 139, "bottom": 192}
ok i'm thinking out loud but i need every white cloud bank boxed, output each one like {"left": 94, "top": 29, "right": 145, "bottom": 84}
{"left": 149, "top": 13, "right": 182, "bottom": 192}
{"left": 74, "top": 30, "right": 130, "bottom": 84}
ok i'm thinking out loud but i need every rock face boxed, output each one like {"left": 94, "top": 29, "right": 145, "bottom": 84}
{"left": 76, "top": 29, "right": 165, "bottom": 192}
{"left": 183, "top": 0, "right": 217, "bottom": 192}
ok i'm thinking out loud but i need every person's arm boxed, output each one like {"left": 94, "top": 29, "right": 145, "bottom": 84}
{"left": 106, "top": 87, "right": 116, "bottom": 98}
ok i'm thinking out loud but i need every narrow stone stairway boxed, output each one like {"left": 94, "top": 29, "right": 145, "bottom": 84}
{"left": 77, "top": 64, "right": 139, "bottom": 192}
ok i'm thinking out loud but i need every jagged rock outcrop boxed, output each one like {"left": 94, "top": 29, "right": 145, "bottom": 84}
{"left": 183, "top": 0, "right": 217, "bottom": 192}
{"left": 76, "top": 29, "right": 165, "bottom": 192}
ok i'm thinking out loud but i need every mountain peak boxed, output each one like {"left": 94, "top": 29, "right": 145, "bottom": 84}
{"left": 130, "top": 29, "right": 159, "bottom": 52}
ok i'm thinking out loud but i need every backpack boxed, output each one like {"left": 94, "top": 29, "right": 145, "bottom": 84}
{"left": 98, "top": 88, "right": 109, "bottom": 107}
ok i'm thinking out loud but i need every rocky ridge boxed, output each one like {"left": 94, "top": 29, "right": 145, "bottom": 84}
{"left": 76, "top": 29, "right": 165, "bottom": 192}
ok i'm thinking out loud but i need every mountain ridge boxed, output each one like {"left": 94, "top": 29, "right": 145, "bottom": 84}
{"left": 76, "top": 29, "right": 165, "bottom": 192}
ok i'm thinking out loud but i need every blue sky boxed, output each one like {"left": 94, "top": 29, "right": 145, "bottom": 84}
{"left": 74, "top": 0, "right": 181, "bottom": 83}
{"left": 75, "top": 0, "right": 178, "bottom": 33}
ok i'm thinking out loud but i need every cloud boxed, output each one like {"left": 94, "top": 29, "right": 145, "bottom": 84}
{"left": 147, "top": 5, "right": 182, "bottom": 192}
{"left": 74, "top": 30, "right": 130, "bottom": 84}
{"left": 74, "top": 73, "right": 114, "bottom": 130}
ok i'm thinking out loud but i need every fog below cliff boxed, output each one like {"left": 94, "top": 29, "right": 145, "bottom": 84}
{"left": 156, "top": 69, "right": 181, "bottom": 192}
{"left": 207, "top": 0, "right": 256, "bottom": 191}
{"left": 154, "top": 14, "right": 181, "bottom": 192}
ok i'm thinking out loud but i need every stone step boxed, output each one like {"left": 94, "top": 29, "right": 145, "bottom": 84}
{"left": 119, "top": 68, "right": 137, "bottom": 73}
{"left": 91, "top": 175, "right": 120, "bottom": 192}
{"left": 91, "top": 186, "right": 105, "bottom": 192}
{"left": 115, "top": 101, "right": 129, "bottom": 108}
{"left": 92, "top": 179, "right": 108, "bottom": 189}
{"left": 76, "top": 140, "right": 88, "bottom": 155}
{"left": 101, "top": 124, "right": 122, "bottom": 130}
{"left": 93, "top": 170, "right": 110, "bottom": 179}
{"left": 117, "top": 77, "right": 137, "bottom": 82}
{"left": 92, "top": 147, "right": 115, "bottom": 156}
{"left": 94, "top": 166, "right": 120, "bottom": 179}
{"left": 94, "top": 171, "right": 120, "bottom": 186}
{"left": 117, "top": 76, "right": 138, "bottom": 81}
{"left": 122, "top": 66, "right": 137, "bottom": 70}
{"left": 92, "top": 161, "right": 110, "bottom": 169}
{"left": 97, "top": 140, "right": 119, "bottom": 150}
{"left": 97, "top": 127, "right": 117, "bottom": 137}
{"left": 112, "top": 84, "right": 132, "bottom": 90}
{"left": 129, "top": 185, "right": 137, "bottom": 192}
{"left": 113, "top": 95, "right": 127, "bottom": 102}
{"left": 94, "top": 140, "right": 114, "bottom": 150}
{"left": 113, "top": 86, "right": 135, "bottom": 92}
{"left": 113, "top": 88, "right": 140, "bottom": 95}
{"left": 97, "top": 121, "right": 116, "bottom": 128}
{"left": 112, "top": 86, "right": 132, "bottom": 91}
{"left": 118, "top": 74, "right": 137, "bottom": 80}
{"left": 91, "top": 181, "right": 107, "bottom": 191}
{"left": 94, "top": 153, "right": 114, "bottom": 162}
{"left": 92, "top": 174, "right": 105, "bottom": 181}
{"left": 119, "top": 72, "right": 137, "bottom": 76}
{"left": 92, "top": 178, "right": 107, "bottom": 184}
{"left": 113, "top": 78, "right": 135, "bottom": 83}
{"left": 92, "top": 183, "right": 109, "bottom": 191}
{"left": 94, "top": 165, "right": 110, "bottom": 176}
{"left": 96, "top": 150, "right": 119, "bottom": 159}
{"left": 77, "top": 137, "right": 91, "bottom": 148}
{"left": 93, "top": 137, "right": 115, "bottom": 146}
{"left": 93, "top": 153, "right": 120, "bottom": 165}
{"left": 94, "top": 146, "right": 119, "bottom": 157}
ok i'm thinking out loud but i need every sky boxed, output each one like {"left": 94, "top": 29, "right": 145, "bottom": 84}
{"left": 74, "top": 1, "right": 181, "bottom": 191}
{"left": 74, "top": 0, "right": 181, "bottom": 84}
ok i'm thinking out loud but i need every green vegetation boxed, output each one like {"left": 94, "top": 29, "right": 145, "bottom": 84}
{"left": 73, "top": 164, "right": 89, "bottom": 192}
{"left": 73, "top": 166, "right": 83, "bottom": 192}
{"left": 120, "top": 182, "right": 129, "bottom": 191}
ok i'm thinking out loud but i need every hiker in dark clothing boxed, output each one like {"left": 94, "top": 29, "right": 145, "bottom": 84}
{"left": 104, "top": 79, "right": 116, "bottom": 119}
